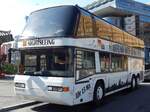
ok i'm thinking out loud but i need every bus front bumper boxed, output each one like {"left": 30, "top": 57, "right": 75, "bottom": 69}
{"left": 14, "top": 87, "right": 74, "bottom": 106}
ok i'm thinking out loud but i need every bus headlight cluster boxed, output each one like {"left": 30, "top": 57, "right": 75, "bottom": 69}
{"left": 15, "top": 83, "right": 25, "bottom": 88}
{"left": 47, "top": 86, "right": 69, "bottom": 92}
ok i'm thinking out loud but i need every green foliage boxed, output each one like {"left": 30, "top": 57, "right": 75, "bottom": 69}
{"left": 1, "top": 63, "right": 18, "bottom": 74}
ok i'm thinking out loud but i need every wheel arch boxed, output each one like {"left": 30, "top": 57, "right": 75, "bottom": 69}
{"left": 132, "top": 74, "right": 136, "bottom": 78}
{"left": 94, "top": 79, "right": 105, "bottom": 91}
{"left": 137, "top": 73, "right": 140, "bottom": 78}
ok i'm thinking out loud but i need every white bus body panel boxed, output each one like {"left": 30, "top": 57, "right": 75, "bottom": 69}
{"left": 14, "top": 75, "right": 74, "bottom": 106}
{"left": 73, "top": 71, "right": 129, "bottom": 105}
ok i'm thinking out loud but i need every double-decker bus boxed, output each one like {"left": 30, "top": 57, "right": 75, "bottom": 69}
{"left": 14, "top": 5, "right": 144, "bottom": 106}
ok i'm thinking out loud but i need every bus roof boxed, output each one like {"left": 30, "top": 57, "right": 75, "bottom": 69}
{"left": 29, "top": 5, "right": 143, "bottom": 42}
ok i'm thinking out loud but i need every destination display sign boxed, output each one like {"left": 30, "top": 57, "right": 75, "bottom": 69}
{"left": 23, "top": 38, "right": 55, "bottom": 46}
{"left": 18, "top": 38, "right": 56, "bottom": 48}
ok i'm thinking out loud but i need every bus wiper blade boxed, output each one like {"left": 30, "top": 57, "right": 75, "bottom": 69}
{"left": 34, "top": 71, "right": 42, "bottom": 75}
{"left": 24, "top": 71, "right": 34, "bottom": 75}
{"left": 41, "top": 70, "right": 53, "bottom": 76}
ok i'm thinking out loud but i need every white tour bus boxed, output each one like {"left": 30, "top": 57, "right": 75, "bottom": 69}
{"left": 14, "top": 5, "right": 144, "bottom": 106}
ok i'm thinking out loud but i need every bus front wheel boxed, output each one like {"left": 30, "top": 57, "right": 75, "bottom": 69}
{"left": 93, "top": 82, "right": 104, "bottom": 105}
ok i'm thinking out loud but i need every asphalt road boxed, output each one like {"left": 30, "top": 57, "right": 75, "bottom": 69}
{"left": 1, "top": 77, "right": 150, "bottom": 112}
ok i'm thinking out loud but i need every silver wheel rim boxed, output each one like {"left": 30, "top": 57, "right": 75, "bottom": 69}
{"left": 96, "top": 86, "right": 103, "bottom": 100}
{"left": 132, "top": 78, "right": 136, "bottom": 88}
{"left": 137, "top": 78, "right": 140, "bottom": 85}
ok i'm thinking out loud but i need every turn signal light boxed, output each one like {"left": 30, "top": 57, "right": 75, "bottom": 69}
{"left": 63, "top": 87, "right": 69, "bottom": 92}
{"left": 47, "top": 86, "right": 69, "bottom": 92}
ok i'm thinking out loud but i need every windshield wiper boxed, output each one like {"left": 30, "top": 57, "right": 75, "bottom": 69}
{"left": 41, "top": 70, "right": 52, "bottom": 76}
{"left": 24, "top": 71, "right": 34, "bottom": 75}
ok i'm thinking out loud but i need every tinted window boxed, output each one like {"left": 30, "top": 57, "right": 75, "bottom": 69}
{"left": 100, "top": 52, "right": 110, "bottom": 72}
{"left": 111, "top": 54, "right": 128, "bottom": 72}
{"left": 21, "top": 6, "right": 79, "bottom": 38}
{"left": 77, "top": 11, "right": 94, "bottom": 37}
{"left": 19, "top": 48, "right": 74, "bottom": 77}
{"left": 76, "top": 50, "right": 95, "bottom": 80}
{"left": 99, "top": 52, "right": 128, "bottom": 73}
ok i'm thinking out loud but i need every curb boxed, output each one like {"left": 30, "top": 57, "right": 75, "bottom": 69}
{"left": 0, "top": 101, "right": 41, "bottom": 112}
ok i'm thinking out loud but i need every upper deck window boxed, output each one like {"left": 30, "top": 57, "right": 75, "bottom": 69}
{"left": 21, "top": 6, "right": 79, "bottom": 38}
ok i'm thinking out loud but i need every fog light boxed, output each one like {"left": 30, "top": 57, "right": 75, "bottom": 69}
{"left": 15, "top": 83, "right": 25, "bottom": 88}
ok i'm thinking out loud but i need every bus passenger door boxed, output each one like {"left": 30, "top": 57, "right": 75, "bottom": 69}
{"left": 73, "top": 49, "right": 95, "bottom": 104}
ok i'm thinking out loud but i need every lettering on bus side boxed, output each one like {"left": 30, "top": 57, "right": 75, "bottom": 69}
{"left": 24, "top": 38, "right": 55, "bottom": 47}
{"left": 75, "top": 84, "right": 91, "bottom": 99}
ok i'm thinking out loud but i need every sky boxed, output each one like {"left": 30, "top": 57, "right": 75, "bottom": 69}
{"left": 0, "top": 0, "right": 149, "bottom": 36}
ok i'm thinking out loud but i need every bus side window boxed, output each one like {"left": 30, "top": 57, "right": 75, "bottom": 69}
{"left": 99, "top": 52, "right": 110, "bottom": 73}
{"left": 111, "top": 54, "right": 127, "bottom": 72}
{"left": 76, "top": 50, "right": 95, "bottom": 80}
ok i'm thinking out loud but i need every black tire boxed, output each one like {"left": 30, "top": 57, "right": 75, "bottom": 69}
{"left": 135, "top": 76, "right": 140, "bottom": 88}
{"left": 93, "top": 82, "right": 104, "bottom": 106}
{"left": 131, "top": 76, "right": 137, "bottom": 90}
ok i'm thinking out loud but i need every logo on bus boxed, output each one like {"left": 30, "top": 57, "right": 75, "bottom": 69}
{"left": 75, "top": 84, "right": 91, "bottom": 99}
{"left": 22, "top": 38, "right": 55, "bottom": 47}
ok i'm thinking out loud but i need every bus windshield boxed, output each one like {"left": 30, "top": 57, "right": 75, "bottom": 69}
{"left": 19, "top": 48, "right": 73, "bottom": 77}
{"left": 21, "top": 6, "right": 78, "bottom": 38}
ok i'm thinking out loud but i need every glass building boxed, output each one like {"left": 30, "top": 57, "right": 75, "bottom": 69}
{"left": 86, "top": 0, "right": 150, "bottom": 69}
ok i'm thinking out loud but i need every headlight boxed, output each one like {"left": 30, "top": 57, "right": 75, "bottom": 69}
{"left": 15, "top": 83, "right": 25, "bottom": 88}
{"left": 47, "top": 86, "right": 69, "bottom": 92}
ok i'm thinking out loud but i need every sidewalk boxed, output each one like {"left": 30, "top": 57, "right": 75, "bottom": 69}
{"left": 0, "top": 75, "right": 32, "bottom": 109}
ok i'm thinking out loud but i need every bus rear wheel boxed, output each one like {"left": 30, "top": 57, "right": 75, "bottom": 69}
{"left": 135, "top": 76, "right": 140, "bottom": 88}
{"left": 93, "top": 82, "right": 104, "bottom": 105}
{"left": 131, "top": 76, "right": 137, "bottom": 90}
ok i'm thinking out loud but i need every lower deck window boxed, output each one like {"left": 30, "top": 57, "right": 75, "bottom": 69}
{"left": 100, "top": 52, "right": 110, "bottom": 72}
{"left": 19, "top": 48, "right": 73, "bottom": 77}
{"left": 111, "top": 54, "right": 127, "bottom": 72}
{"left": 99, "top": 52, "right": 128, "bottom": 73}
{"left": 76, "top": 50, "right": 95, "bottom": 80}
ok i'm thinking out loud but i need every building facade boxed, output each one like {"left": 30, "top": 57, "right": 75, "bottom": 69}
{"left": 86, "top": 0, "right": 150, "bottom": 68}
{"left": 0, "top": 30, "right": 13, "bottom": 55}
